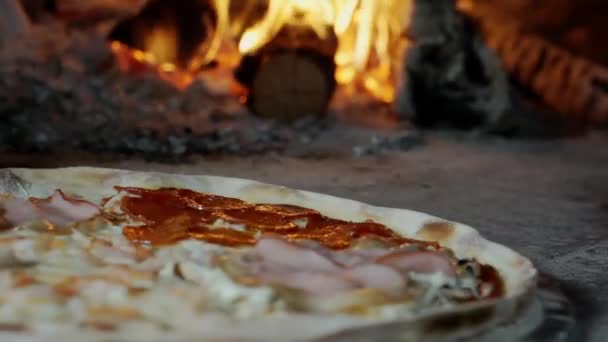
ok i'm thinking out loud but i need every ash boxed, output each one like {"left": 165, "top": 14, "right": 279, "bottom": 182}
{"left": 0, "top": 21, "right": 422, "bottom": 160}
{"left": 352, "top": 130, "right": 423, "bottom": 157}
{"left": 0, "top": 22, "right": 281, "bottom": 157}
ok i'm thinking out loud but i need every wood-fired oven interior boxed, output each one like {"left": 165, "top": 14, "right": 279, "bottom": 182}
{"left": 0, "top": 0, "right": 606, "bottom": 159}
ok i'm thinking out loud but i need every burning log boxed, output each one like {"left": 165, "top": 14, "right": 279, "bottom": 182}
{"left": 108, "top": 0, "right": 216, "bottom": 69}
{"left": 235, "top": 26, "right": 338, "bottom": 121}
{"left": 0, "top": 0, "right": 30, "bottom": 48}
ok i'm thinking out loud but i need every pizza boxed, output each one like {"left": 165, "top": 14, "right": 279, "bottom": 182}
{"left": 0, "top": 167, "right": 538, "bottom": 341}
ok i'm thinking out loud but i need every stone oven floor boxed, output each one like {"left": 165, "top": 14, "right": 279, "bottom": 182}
{"left": 2, "top": 131, "right": 607, "bottom": 340}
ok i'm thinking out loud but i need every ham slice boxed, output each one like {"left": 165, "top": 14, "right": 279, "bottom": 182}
{"left": 249, "top": 237, "right": 453, "bottom": 296}
{"left": 0, "top": 191, "right": 100, "bottom": 229}
{"left": 1, "top": 198, "right": 37, "bottom": 229}
{"left": 342, "top": 264, "right": 405, "bottom": 290}
{"left": 254, "top": 237, "right": 341, "bottom": 273}
{"left": 376, "top": 251, "right": 456, "bottom": 277}
{"left": 260, "top": 272, "right": 358, "bottom": 296}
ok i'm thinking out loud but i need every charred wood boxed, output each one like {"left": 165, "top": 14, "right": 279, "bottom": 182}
{"left": 395, "top": 0, "right": 583, "bottom": 137}
{"left": 396, "top": 0, "right": 510, "bottom": 129}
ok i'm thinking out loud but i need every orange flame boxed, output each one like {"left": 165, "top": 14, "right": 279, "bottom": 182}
{"left": 230, "top": 0, "right": 413, "bottom": 103}
{"left": 111, "top": 0, "right": 413, "bottom": 102}
{"left": 110, "top": 41, "right": 193, "bottom": 90}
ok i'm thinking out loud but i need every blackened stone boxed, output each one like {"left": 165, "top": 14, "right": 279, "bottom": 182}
{"left": 395, "top": 0, "right": 511, "bottom": 130}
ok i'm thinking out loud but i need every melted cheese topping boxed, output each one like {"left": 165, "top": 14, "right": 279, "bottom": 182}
{"left": 0, "top": 187, "right": 504, "bottom": 335}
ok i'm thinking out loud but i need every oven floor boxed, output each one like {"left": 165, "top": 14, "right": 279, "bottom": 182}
{"left": 2, "top": 131, "right": 607, "bottom": 340}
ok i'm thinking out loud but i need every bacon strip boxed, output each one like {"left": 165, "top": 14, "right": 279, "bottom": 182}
{"left": 0, "top": 191, "right": 100, "bottom": 229}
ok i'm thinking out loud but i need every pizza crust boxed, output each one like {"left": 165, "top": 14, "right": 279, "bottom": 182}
{"left": 0, "top": 167, "right": 539, "bottom": 341}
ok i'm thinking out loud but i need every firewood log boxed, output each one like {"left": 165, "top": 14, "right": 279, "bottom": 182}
{"left": 108, "top": 0, "right": 216, "bottom": 69}
{"left": 235, "top": 25, "right": 338, "bottom": 121}
{"left": 0, "top": 0, "right": 30, "bottom": 49}
{"left": 464, "top": 3, "right": 608, "bottom": 126}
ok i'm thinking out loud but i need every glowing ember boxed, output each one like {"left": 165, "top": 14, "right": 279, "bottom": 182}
{"left": 110, "top": 41, "right": 193, "bottom": 90}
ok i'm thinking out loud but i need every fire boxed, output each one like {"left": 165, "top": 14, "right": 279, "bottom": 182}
{"left": 111, "top": 0, "right": 412, "bottom": 103}
{"left": 142, "top": 25, "right": 178, "bottom": 65}
{"left": 110, "top": 41, "right": 193, "bottom": 90}
{"left": 227, "top": 0, "right": 412, "bottom": 103}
